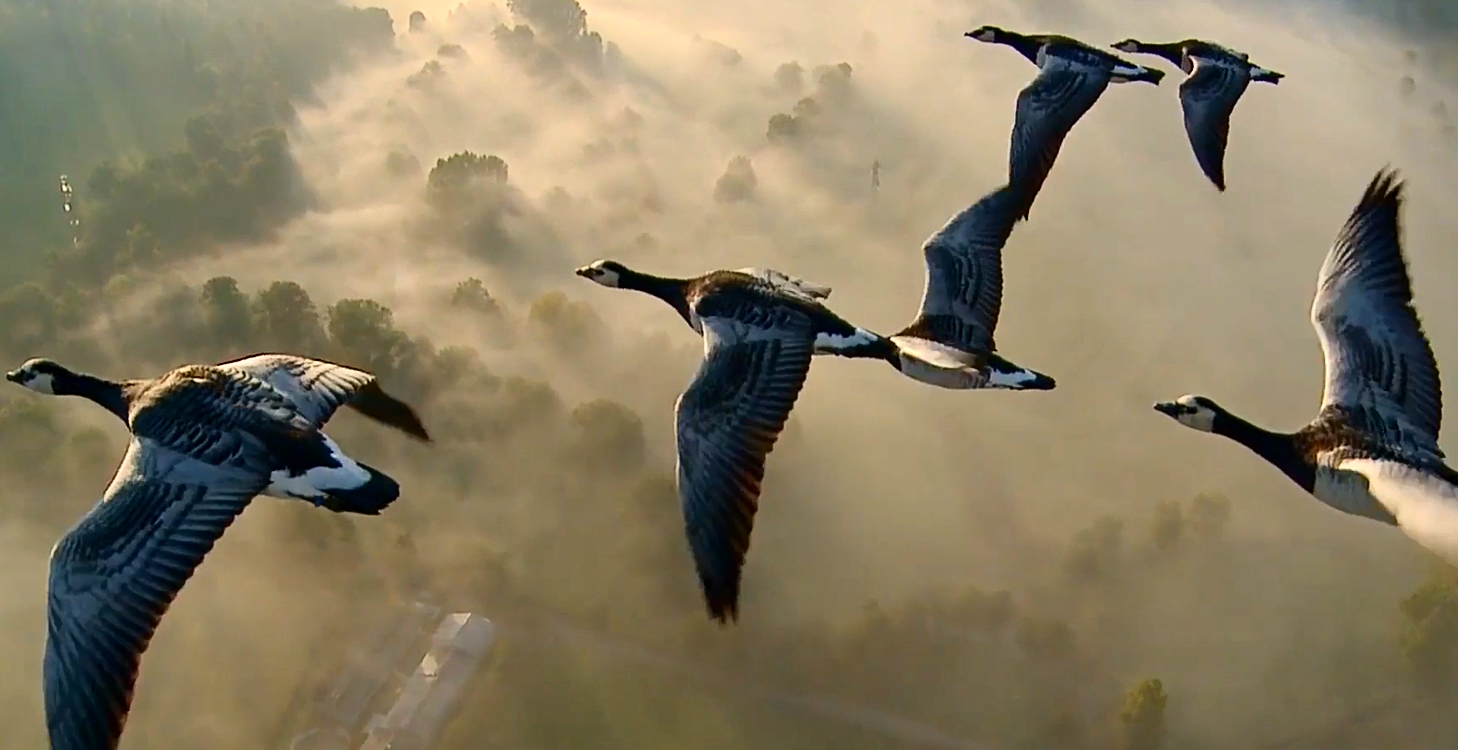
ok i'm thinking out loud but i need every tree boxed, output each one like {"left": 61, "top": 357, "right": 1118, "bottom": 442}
{"left": 1187, "top": 492, "right": 1231, "bottom": 542}
{"left": 1400, "top": 565, "right": 1458, "bottom": 688}
{"left": 526, "top": 291, "right": 605, "bottom": 354}
{"left": 1063, "top": 515, "right": 1124, "bottom": 584}
{"left": 254, "top": 281, "right": 326, "bottom": 352}
{"left": 326, "top": 298, "right": 413, "bottom": 377}
{"left": 1149, "top": 499, "right": 1183, "bottom": 554}
{"left": 409, "top": 10, "right": 428, "bottom": 32}
{"left": 766, "top": 112, "right": 801, "bottom": 142}
{"left": 569, "top": 399, "right": 646, "bottom": 472}
{"left": 1014, "top": 616, "right": 1076, "bottom": 660}
{"left": 773, "top": 61, "right": 804, "bottom": 95}
{"left": 437, "top": 43, "right": 469, "bottom": 60}
{"left": 508, "top": 0, "right": 587, "bottom": 40}
{"left": 451, "top": 278, "right": 501, "bottom": 315}
{"left": 199, "top": 275, "right": 255, "bottom": 350}
{"left": 426, "top": 152, "right": 510, "bottom": 213}
{"left": 1116, "top": 678, "right": 1169, "bottom": 750}
{"left": 813, "top": 61, "right": 855, "bottom": 106}
{"left": 713, "top": 155, "right": 757, "bottom": 204}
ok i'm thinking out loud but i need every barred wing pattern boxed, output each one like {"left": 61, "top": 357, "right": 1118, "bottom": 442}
{"left": 218, "top": 354, "right": 430, "bottom": 441}
{"left": 44, "top": 438, "right": 268, "bottom": 750}
{"left": 733, "top": 267, "right": 833, "bottom": 300}
{"left": 1178, "top": 59, "right": 1252, "bottom": 191}
{"left": 905, "top": 183, "right": 1027, "bottom": 353}
{"left": 1311, "top": 169, "right": 1444, "bottom": 461}
{"left": 674, "top": 308, "right": 815, "bottom": 622}
{"left": 1008, "top": 57, "right": 1111, "bottom": 218}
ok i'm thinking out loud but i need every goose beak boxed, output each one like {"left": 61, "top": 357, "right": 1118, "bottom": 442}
{"left": 5, "top": 371, "right": 20, "bottom": 383}
{"left": 1152, "top": 401, "right": 1181, "bottom": 417}
{"left": 574, "top": 267, "right": 592, "bottom": 278}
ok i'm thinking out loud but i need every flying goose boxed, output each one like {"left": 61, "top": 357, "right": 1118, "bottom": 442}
{"left": 965, "top": 25, "right": 1165, "bottom": 219}
{"left": 576, "top": 185, "right": 1052, "bottom": 621}
{"left": 1154, "top": 169, "right": 1458, "bottom": 563}
{"left": 1111, "top": 38, "right": 1283, "bottom": 191}
{"left": 4, "top": 353, "right": 430, "bottom": 750}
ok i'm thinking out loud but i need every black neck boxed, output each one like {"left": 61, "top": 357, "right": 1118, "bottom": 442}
{"left": 618, "top": 270, "right": 693, "bottom": 327}
{"left": 1001, "top": 33, "right": 1043, "bottom": 65}
{"left": 1213, "top": 411, "right": 1313, "bottom": 491}
{"left": 61, "top": 372, "right": 131, "bottom": 423}
{"left": 1138, "top": 42, "right": 1185, "bottom": 66}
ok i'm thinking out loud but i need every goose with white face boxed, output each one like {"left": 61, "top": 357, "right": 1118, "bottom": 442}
{"left": 1153, "top": 394, "right": 1220, "bottom": 432}
{"left": 6, "top": 358, "right": 67, "bottom": 395}
{"left": 574, "top": 259, "right": 628, "bottom": 287}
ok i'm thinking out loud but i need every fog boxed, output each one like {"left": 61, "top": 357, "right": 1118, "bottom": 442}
{"left": 3, "top": 0, "right": 1458, "bottom": 747}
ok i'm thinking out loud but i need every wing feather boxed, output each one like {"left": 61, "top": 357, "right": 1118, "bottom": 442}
{"left": 905, "top": 183, "right": 1027, "bottom": 353}
{"left": 1178, "top": 59, "right": 1251, "bottom": 191}
{"left": 1311, "top": 169, "right": 1443, "bottom": 457}
{"left": 44, "top": 439, "right": 268, "bottom": 750}
{"left": 733, "top": 268, "right": 832, "bottom": 300}
{"left": 218, "top": 354, "right": 430, "bottom": 441}
{"left": 1009, "top": 60, "right": 1111, "bottom": 218}
{"left": 674, "top": 312, "right": 815, "bottom": 622}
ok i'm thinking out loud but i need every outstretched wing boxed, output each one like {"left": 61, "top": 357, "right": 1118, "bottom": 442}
{"left": 905, "top": 182, "right": 1028, "bottom": 353}
{"left": 1311, "top": 169, "right": 1443, "bottom": 460}
{"left": 673, "top": 306, "right": 815, "bottom": 623}
{"left": 1178, "top": 58, "right": 1252, "bottom": 191}
{"left": 733, "top": 267, "right": 833, "bottom": 300}
{"left": 1009, "top": 58, "right": 1111, "bottom": 217}
{"left": 44, "top": 439, "right": 268, "bottom": 750}
{"left": 218, "top": 354, "right": 430, "bottom": 441}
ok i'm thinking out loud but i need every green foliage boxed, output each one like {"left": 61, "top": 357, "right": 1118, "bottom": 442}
{"left": 450, "top": 278, "right": 502, "bottom": 316}
{"left": 764, "top": 62, "right": 855, "bottom": 146}
{"left": 426, "top": 152, "right": 510, "bottom": 213}
{"left": 527, "top": 290, "right": 606, "bottom": 354}
{"left": 1117, "top": 678, "right": 1169, "bottom": 750}
{"left": 569, "top": 398, "right": 647, "bottom": 473}
{"left": 1400, "top": 565, "right": 1458, "bottom": 688}
{"left": 326, "top": 299, "right": 415, "bottom": 379}
{"left": 0, "top": 0, "right": 394, "bottom": 286}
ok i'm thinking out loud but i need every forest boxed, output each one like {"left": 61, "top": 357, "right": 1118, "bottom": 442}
{"left": 4, "top": 0, "right": 1458, "bottom": 748}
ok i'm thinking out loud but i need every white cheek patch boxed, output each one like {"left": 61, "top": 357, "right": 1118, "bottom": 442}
{"left": 1178, "top": 410, "right": 1216, "bottom": 431}
{"left": 27, "top": 373, "right": 55, "bottom": 395}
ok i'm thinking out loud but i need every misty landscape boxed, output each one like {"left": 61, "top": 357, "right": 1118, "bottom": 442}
{"left": 6, "top": 0, "right": 1458, "bottom": 747}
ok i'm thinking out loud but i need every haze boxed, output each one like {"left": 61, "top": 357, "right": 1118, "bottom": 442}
{"left": 2, "top": 0, "right": 1458, "bottom": 747}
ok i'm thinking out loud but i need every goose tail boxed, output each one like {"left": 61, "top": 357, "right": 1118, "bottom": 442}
{"left": 319, "top": 462, "right": 401, "bottom": 516}
{"left": 1250, "top": 66, "right": 1283, "bottom": 84}
{"left": 984, "top": 354, "right": 1057, "bottom": 390}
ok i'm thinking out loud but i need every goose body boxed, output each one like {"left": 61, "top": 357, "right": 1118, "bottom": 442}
{"left": 1154, "top": 169, "right": 1458, "bottom": 563}
{"left": 5, "top": 354, "right": 430, "bottom": 750}
{"left": 1111, "top": 38, "right": 1283, "bottom": 190}
{"left": 576, "top": 231, "right": 1053, "bottom": 621}
{"left": 966, "top": 25, "right": 1165, "bottom": 219}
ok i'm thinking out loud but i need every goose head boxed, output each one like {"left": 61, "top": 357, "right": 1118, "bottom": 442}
{"left": 574, "top": 259, "right": 631, "bottom": 288}
{"left": 1152, "top": 394, "right": 1223, "bottom": 432}
{"left": 964, "top": 26, "right": 1004, "bottom": 43}
{"left": 1110, "top": 38, "right": 1144, "bottom": 53}
{"left": 7, "top": 358, "right": 76, "bottom": 396}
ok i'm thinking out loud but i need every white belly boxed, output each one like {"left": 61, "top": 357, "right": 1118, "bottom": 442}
{"left": 1337, "top": 458, "right": 1458, "bottom": 565}
{"left": 1312, "top": 466, "right": 1385, "bottom": 519}
{"left": 263, "top": 432, "right": 370, "bottom": 501}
